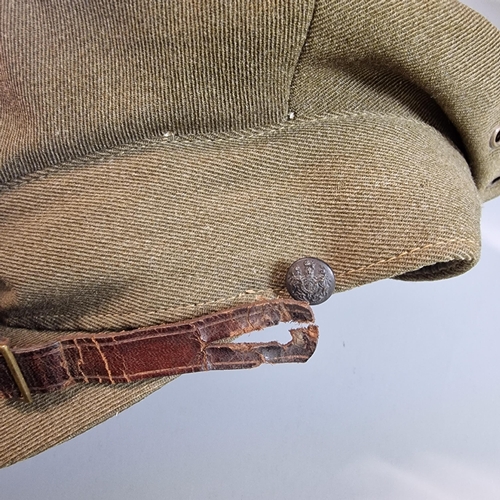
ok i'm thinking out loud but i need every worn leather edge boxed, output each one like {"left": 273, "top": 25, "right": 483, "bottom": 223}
{"left": 0, "top": 299, "right": 316, "bottom": 399}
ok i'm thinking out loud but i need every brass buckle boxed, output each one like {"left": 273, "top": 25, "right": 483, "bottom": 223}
{"left": 0, "top": 341, "right": 32, "bottom": 403}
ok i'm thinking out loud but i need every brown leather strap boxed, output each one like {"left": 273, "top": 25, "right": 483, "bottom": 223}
{"left": 0, "top": 299, "right": 317, "bottom": 400}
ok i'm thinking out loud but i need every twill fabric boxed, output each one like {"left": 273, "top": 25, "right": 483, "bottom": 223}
{"left": 0, "top": 0, "right": 499, "bottom": 466}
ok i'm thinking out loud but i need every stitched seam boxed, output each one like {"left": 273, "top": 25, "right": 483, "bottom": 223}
{"left": 17, "top": 237, "right": 477, "bottom": 325}
{"left": 337, "top": 238, "right": 477, "bottom": 276}
{"left": 285, "top": 0, "right": 317, "bottom": 116}
{"left": 0, "top": 111, "right": 449, "bottom": 193}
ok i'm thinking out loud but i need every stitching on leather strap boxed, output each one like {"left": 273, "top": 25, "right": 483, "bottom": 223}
{"left": 0, "top": 300, "right": 318, "bottom": 399}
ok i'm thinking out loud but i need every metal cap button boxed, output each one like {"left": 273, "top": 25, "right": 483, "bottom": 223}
{"left": 285, "top": 257, "right": 335, "bottom": 305}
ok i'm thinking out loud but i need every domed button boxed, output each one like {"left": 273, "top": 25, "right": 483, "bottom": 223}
{"left": 285, "top": 257, "right": 335, "bottom": 305}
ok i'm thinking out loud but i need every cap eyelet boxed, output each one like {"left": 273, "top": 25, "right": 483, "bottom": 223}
{"left": 490, "top": 127, "right": 500, "bottom": 149}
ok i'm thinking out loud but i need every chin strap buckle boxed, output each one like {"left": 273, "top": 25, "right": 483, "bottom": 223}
{"left": 0, "top": 340, "right": 32, "bottom": 403}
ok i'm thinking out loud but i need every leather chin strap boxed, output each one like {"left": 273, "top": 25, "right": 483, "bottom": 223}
{"left": 0, "top": 299, "right": 318, "bottom": 403}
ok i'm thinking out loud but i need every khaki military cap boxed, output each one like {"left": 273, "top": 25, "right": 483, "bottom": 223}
{"left": 0, "top": 0, "right": 499, "bottom": 467}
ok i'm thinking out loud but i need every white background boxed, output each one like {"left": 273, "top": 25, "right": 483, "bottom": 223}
{"left": 1, "top": 1, "right": 500, "bottom": 498}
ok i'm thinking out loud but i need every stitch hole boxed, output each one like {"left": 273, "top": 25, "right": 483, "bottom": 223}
{"left": 491, "top": 176, "right": 500, "bottom": 186}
